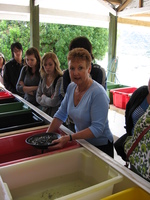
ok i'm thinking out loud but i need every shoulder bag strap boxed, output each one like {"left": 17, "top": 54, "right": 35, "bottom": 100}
{"left": 127, "top": 125, "right": 150, "bottom": 159}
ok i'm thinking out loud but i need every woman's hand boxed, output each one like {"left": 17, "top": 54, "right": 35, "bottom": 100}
{"left": 19, "top": 81, "right": 24, "bottom": 86}
{"left": 41, "top": 94, "right": 46, "bottom": 99}
{"left": 48, "top": 135, "right": 70, "bottom": 150}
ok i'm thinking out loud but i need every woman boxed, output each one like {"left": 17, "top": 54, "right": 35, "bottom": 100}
{"left": 47, "top": 48, "right": 114, "bottom": 158}
{"left": 63, "top": 36, "right": 107, "bottom": 132}
{"left": 16, "top": 47, "right": 41, "bottom": 106}
{"left": 123, "top": 80, "right": 150, "bottom": 181}
{"left": 124, "top": 103, "right": 150, "bottom": 181}
{"left": 36, "top": 52, "right": 63, "bottom": 117}
{"left": 114, "top": 79, "right": 150, "bottom": 161}
{"left": 125, "top": 83, "right": 150, "bottom": 136}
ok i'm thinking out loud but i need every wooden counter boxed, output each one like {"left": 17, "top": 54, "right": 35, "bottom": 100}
{"left": 109, "top": 104, "right": 125, "bottom": 115}
{"left": 1, "top": 93, "right": 149, "bottom": 196}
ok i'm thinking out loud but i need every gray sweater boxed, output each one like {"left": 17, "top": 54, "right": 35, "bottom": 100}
{"left": 16, "top": 66, "right": 40, "bottom": 106}
{"left": 36, "top": 76, "right": 64, "bottom": 117}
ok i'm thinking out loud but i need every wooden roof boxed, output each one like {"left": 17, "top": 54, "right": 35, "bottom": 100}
{"left": 0, "top": 0, "right": 150, "bottom": 27}
{"left": 107, "top": 0, "right": 150, "bottom": 26}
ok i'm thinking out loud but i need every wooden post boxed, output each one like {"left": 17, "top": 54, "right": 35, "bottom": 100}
{"left": 107, "top": 13, "right": 118, "bottom": 82}
{"left": 30, "top": 0, "right": 39, "bottom": 50}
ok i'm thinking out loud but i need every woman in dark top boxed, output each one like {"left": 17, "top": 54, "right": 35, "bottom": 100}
{"left": 115, "top": 83, "right": 149, "bottom": 161}
{"left": 16, "top": 47, "right": 41, "bottom": 106}
{"left": 125, "top": 85, "right": 149, "bottom": 136}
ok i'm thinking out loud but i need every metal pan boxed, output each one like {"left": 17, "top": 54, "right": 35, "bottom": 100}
{"left": 25, "top": 132, "right": 61, "bottom": 152}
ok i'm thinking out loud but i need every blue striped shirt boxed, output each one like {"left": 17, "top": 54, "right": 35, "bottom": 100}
{"left": 132, "top": 97, "right": 149, "bottom": 134}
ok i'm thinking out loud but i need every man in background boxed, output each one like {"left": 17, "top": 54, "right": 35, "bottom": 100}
{"left": 3, "top": 42, "right": 24, "bottom": 95}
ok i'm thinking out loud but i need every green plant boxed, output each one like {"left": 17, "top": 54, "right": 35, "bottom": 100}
{"left": 0, "top": 20, "right": 108, "bottom": 69}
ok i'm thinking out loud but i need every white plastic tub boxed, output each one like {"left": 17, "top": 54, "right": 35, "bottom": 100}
{"left": 0, "top": 148, "right": 123, "bottom": 200}
{"left": 0, "top": 176, "right": 12, "bottom": 200}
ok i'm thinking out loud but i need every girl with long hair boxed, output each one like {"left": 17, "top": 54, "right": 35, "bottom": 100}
{"left": 16, "top": 47, "right": 41, "bottom": 106}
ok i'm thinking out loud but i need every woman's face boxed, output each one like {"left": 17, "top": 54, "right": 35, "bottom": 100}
{"left": 43, "top": 58, "right": 55, "bottom": 75}
{"left": 68, "top": 58, "right": 91, "bottom": 86}
{"left": 26, "top": 54, "right": 37, "bottom": 68}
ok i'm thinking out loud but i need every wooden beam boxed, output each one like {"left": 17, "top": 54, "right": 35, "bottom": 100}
{"left": 139, "top": 0, "right": 143, "bottom": 8}
{"left": 117, "top": 0, "right": 133, "bottom": 12}
{"left": 40, "top": 8, "right": 110, "bottom": 21}
{"left": 103, "top": 0, "right": 122, "bottom": 5}
{"left": 117, "top": 6, "right": 150, "bottom": 17}
{"left": 0, "top": 4, "right": 29, "bottom": 13}
{"left": 131, "top": 13, "right": 150, "bottom": 17}
{"left": 118, "top": 17, "right": 150, "bottom": 27}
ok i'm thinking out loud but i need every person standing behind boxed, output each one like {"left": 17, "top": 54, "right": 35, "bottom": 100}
{"left": 63, "top": 36, "right": 107, "bottom": 93}
{"left": 16, "top": 47, "right": 41, "bottom": 106}
{"left": 3, "top": 42, "right": 24, "bottom": 95}
{"left": 36, "top": 52, "right": 64, "bottom": 117}
{"left": 47, "top": 48, "right": 114, "bottom": 158}
{"left": 0, "top": 53, "right": 5, "bottom": 85}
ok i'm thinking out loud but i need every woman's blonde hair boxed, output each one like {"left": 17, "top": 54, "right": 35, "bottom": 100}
{"left": 67, "top": 48, "right": 92, "bottom": 69}
{"left": 40, "top": 52, "right": 63, "bottom": 79}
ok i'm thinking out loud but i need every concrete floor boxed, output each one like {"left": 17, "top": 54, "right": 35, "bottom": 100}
{"left": 108, "top": 109, "right": 126, "bottom": 165}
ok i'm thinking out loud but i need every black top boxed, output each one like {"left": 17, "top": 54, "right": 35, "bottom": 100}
{"left": 3, "top": 58, "right": 24, "bottom": 95}
{"left": 125, "top": 85, "right": 148, "bottom": 135}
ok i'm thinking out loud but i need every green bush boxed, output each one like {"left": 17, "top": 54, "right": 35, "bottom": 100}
{"left": 0, "top": 20, "right": 108, "bottom": 70}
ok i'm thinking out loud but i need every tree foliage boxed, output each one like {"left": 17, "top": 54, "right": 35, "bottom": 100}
{"left": 0, "top": 20, "right": 108, "bottom": 69}
{"left": 0, "top": 21, "right": 30, "bottom": 59}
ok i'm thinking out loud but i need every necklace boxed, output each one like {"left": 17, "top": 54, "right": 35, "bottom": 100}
{"left": 74, "top": 79, "right": 92, "bottom": 106}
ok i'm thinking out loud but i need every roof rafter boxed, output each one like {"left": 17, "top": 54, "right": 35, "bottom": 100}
{"left": 117, "top": 0, "right": 133, "bottom": 12}
{"left": 118, "top": 6, "right": 150, "bottom": 17}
